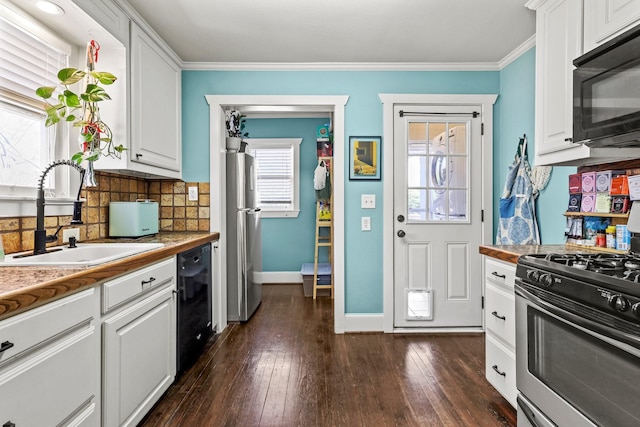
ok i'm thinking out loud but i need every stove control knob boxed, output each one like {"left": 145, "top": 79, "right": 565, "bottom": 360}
{"left": 632, "top": 303, "right": 640, "bottom": 318}
{"left": 539, "top": 273, "right": 553, "bottom": 287}
{"left": 608, "top": 295, "right": 630, "bottom": 312}
{"left": 526, "top": 269, "right": 539, "bottom": 282}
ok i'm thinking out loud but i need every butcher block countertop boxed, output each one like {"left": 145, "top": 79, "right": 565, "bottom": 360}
{"left": 479, "top": 244, "right": 603, "bottom": 264}
{"left": 0, "top": 231, "right": 219, "bottom": 320}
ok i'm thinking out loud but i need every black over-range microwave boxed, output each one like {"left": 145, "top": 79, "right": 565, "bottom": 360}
{"left": 574, "top": 24, "right": 640, "bottom": 147}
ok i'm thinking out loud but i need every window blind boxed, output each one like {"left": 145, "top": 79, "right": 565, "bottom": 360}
{"left": 0, "top": 14, "right": 67, "bottom": 106}
{"left": 251, "top": 146, "right": 294, "bottom": 210}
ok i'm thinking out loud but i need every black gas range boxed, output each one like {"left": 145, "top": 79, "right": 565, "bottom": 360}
{"left": 516, "top": 251, "right": 640, "bottom": 326}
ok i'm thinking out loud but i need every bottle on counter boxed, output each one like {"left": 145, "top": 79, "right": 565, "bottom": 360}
{"left": 606, "top": 225, "right": 617, "bottom": 249}
{"left": 617, "top": 224, "right": 630, "bottom": 251}
{"left": 596, "top": 230, "right": 606, "bottom": 248}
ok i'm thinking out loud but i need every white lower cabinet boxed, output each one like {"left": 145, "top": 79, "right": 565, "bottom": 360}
{"left": 0, "top": 288, "right": 101, "bottom": 426}
{"left": 102, "top": 257, "right": 177, "bottom": 427}
{"left": 484, "top": 257, "right": 517, "bottom": 408}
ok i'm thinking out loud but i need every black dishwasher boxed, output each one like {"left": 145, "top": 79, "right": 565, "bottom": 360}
{"left": 177, "top": 242, "right": 213, "bottom": 374}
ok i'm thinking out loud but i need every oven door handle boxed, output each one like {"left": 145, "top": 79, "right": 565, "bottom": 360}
{"left": 516, "top": 396, "right": 544, "bottom": 427}
{"left": 515, "top": 284, "right": 640, "bottom": 350}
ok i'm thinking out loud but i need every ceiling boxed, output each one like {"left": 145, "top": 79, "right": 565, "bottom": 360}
{"left": 125, "top": 0, "right": 536, "bottom": 66}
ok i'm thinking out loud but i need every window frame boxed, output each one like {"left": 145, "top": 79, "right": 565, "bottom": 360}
{"left": 246, "top": 138, "right": 302, "bottom": 219}
{"left": 0, "top": 0, "right": 77, "bottom": 216}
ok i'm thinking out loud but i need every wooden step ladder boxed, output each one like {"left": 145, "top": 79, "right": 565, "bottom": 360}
{"left": 313, "top": 157, "right": 333, "bottom": 299}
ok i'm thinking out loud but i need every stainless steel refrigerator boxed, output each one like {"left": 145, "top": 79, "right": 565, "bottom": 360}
{"left": 226, "top": 152, "right": 263, "bottom": 321}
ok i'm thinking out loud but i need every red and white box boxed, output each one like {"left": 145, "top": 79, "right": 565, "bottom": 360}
{"left": 581, "top": 193, "right": 596, "bottom": 212}
{"left": 569, "top": 173, "right": 582, "bottom": 194}
{"left": 581, "top": 172, "right": 596, "bottom": 193}
{"left": 610, "top": 175, "right": 630, "bottom": 195}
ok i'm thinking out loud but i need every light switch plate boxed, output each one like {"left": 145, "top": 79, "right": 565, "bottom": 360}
{"left": 361, "top": 194, "right": 376, "bottom": 209}
{"left": 62, "top": 228, "right": 80, "bottom": 243}
{"left": 188, "top": 186, "right": 198, "bottom": 201}
{"left": 361, "top": 216, "right": 371, "bottom": 231}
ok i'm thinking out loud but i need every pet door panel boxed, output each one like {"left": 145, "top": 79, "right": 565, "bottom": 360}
{"left": 406, "top": 289, "right": 433, "bottom": 320}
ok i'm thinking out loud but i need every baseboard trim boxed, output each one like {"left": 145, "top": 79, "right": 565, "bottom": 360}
{"left": 344, "top": 314, "right": 384, "bottom": 332}
{"left": 392, "top": 327, "right": 484, "bottom": 334}
{"left": 258, "top": 271, "right": 302, "bottom": 284}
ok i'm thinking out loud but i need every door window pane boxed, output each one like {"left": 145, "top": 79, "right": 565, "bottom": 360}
{"left": 407, "top": 120, "right": 470, "bottom": 223}
{"left": 408, "top": 189, "right": 427, "bottom": 221}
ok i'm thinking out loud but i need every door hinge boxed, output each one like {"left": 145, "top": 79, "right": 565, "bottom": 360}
{"left": 481, "top": 296, "right": 485, "bottom": 309}
{"left": 481, "top": 209, "right": 484, "bottom": 222}
{"left": 481, "top": 123, "right": 484, "bottom": 135}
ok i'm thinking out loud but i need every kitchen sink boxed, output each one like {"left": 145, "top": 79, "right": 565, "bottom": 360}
{"left": 0, "top": 243, "right": 165, "bottom": 267}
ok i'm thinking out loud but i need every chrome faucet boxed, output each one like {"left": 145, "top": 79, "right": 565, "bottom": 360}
{"left": 34, "top": 160, "right": 86, "bottom": 255}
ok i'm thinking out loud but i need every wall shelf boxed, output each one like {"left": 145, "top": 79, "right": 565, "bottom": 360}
{"left": 564, "top": 212, "right": 629, "bottom": 219}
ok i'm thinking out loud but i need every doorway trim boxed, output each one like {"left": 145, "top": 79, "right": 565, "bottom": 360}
{"left": 206, "top": 95, "right": 349, "bottom": 334}
{"left": 379, "top": 94, "right": 497, "bottom": 333}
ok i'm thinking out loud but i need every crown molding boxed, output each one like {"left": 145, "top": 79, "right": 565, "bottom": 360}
{"left": 183, "top": 61, "right": 502, "bottom": 72}
{"left": 498, "top": 35, "right": 536, "bottom": 69}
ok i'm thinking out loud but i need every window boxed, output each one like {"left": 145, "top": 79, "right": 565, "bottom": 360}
{"left": 246, "top": 138, "right": 302, "bottom": 218}
{"left": 0, "top": 3, "right": 72, "bottom": 199}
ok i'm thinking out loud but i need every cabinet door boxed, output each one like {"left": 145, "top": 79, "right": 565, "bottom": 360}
{"left": 70, "top": 0, "right": 129, "bottom": 46}
{"left": 102, "top": 285, "right": 176, "bottom": 427}
{"left": 0, "top": 326, "right": 100, "bottom": 426}
{"left": 584, "top": 0, "right": 640, "bottom": 52}
{"left": 534, "top": 0, "right": 589, "bottom": 164}
{"left": 130, "top": 24, "right": 181, "bottom": 173}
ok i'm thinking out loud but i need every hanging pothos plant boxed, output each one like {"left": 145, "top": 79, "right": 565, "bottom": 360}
{"left": 35, "top": 40, "right": 125, "bottom": 164}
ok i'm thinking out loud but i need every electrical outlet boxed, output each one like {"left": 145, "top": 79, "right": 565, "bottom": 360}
{"left": 62, "top": 228, "right": 80, "bottom": 243}
{"left": 188, "top": 186, "right": 198, "bottom": 201}
{"left": 361, "top": 194, "right": 376, "bottom": 209}
{"left": 361, "top": 216, "right": 371, "bottom": 231}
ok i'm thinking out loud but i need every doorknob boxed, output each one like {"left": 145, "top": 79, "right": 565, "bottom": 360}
{"left": 397, "top": 230, "right": 406, "bottom": 238}
{"left": 397, "top": 214, "right": 405, "bottom": 222}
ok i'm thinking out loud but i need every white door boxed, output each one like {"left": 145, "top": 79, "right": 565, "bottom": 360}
{"left": 393, "top": 105, "right": 483, "bottom": 328}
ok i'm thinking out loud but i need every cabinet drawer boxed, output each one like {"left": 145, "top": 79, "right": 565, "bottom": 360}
{"left": 485, "top": 283, "right": 516, "bottom": 347}
{"left": 485, "top": 258, "right": 516, "bottom": 289}
{"left": 0, "top": 325, "right": 99, "bottom": 426}
{"left": 103, "top": 257, "right": 176, "bottom": 312}
{"left": 0, "top": 288, "right": 96, "bottom": 363}
{"left": 485, "top": 334, "right": 516, "bottom": 408}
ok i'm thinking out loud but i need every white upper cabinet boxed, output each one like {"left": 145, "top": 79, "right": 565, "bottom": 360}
{"left": 584, "top": 0, "right": 640, "bottom": 52}
{"left": 80, "top": 1, "right": 183, "bottom": 179}
{"left": 130, "top": 24, "right": 182, "bottom": 174}
{"left": 71, "top": 0, "right": 129, "bottom": 46}
{"left": 528, "top": 0, "right": 589, "bottom": 165}
{"left": 527, "top": 0, "right": 640, "bottom": 166}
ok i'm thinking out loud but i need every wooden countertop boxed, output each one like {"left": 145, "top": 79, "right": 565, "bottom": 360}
{"left": 479, "top": 244, "right": 602, "bottom": 264}
{"left": 0, "top": 231, "right": 220, "bottom": 320}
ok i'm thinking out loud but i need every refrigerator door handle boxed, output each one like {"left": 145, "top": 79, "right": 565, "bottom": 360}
{"left": 237, "top": 211, "right": 247, "bottom": 318}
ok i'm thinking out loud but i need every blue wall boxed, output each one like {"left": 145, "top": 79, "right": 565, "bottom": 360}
{"left": 182, "top": 70, "right": 500, "bottom": 314}
{"left": 182, "top": 67, "right": 580, "bottom": 313}
{"left": 497, "top": 48, "right": 575, "bottom": 244}
{"left": 243, "top": 117, "right": 329, "bottom": 271}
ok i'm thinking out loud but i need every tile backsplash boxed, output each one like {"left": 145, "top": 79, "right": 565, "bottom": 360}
{"left": 0, "top": 171, "right": 210, "bottom": 255}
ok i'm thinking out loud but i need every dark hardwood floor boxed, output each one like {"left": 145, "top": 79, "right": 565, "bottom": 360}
{"left": 140, "top": 284, "right": 516, "bottom": 427}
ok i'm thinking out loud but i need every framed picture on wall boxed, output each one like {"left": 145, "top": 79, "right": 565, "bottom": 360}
{"left": 349, "top": 136, "right": 381, "bottom": 180}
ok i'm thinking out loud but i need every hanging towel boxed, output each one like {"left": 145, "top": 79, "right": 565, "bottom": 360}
{"left": 314, "top": 160, "right": 327, "bottom": 190}
{"left": 496, "top": 136, "right": 540, "bottom": 245}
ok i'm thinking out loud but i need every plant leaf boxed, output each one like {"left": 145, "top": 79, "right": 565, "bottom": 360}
{"left": 35, "top": 86, "right": 55, "bottom": 99}
{"left": 63, "top": 90, "right": 81, "bottom": 108}
{"left": 66, "top": 115, "right": 76, "bottom": 121}
{"left": 71, "top": 152, "right": 84, "bottom": 164}
{"left": 85, "top": 153, "right": 100, "bottom": 162}
{"left": 90, "top": 71, "right": 117, "bottom": 85}
{"left": 58, "top": 68, "right": 85, "bottom": 85}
